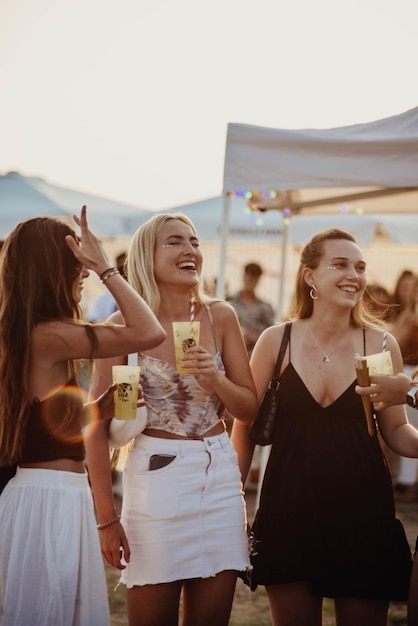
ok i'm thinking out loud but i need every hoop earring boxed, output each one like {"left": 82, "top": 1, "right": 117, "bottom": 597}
{"left": 309, "top": 285, "right": 318, "bottom": 300}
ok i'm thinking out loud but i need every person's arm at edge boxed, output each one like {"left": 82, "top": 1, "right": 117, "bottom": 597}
{"left": 231, "top": 419, "right": 256, "bottom": 486}
{"left": 85, "top": 352, "right": 130, "bottom": 570}
{"left": 208, "top": 302, "right": 258, "bottom": 423}
{"left": 372, "top": 333, "right": 418, "bottom": 457}
{"left": 231, "top": 323, "right": 285, "bottom": 484}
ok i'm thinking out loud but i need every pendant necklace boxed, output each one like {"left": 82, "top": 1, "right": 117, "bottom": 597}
{"left": 308, "top": 323, "right": 348, "bottom": 363}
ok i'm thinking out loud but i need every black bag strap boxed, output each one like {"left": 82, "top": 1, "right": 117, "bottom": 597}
{"left": 269, "top": 322, "right": 292, "bottom": 391}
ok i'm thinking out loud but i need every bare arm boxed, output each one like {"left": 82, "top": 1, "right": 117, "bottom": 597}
{"left": 84, "top": 353, "right": 130, "bottom": 570}
{"left": 181, "top": 303, "right": 258, "bottom": 423}
{"left": 370, "top": 333, "right": 418, "bottom": 457}
{"left": 231, "top": 323, "right": 285, "bottom": 483}
{"left": 231, "top": 420, "right": 256, "bottom": 485}
{"left": 36, "top": 206, "right": 166, "bottom": 362}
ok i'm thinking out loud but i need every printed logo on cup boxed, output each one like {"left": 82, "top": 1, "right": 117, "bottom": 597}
{"left": 116, "top": 382, "right": 133, "bottom": 404}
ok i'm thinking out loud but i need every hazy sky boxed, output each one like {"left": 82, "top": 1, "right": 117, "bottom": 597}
{"left": 1, "top": 0, "right": 417, "bottom": 209}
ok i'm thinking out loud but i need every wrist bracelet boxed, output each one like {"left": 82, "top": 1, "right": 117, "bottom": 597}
{"left": 100, "top": 267, "right": 119, "bottom": 283}
{"left": 97, "top": 515, "right": 120, "bottom": 530}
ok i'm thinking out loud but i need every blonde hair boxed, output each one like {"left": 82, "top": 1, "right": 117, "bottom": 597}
{"left": 127, "top": 213, "right": 214, "bottom": 313}
{"left": 291, "top": 228, "right": 383, "bottom": 328}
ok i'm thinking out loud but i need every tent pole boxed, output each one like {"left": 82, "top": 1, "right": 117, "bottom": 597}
{"left": 216, "top": 194, "right": 231, "bottom": 299}
{"left": 276, "top": 211, "right": 290, "bottom": 322}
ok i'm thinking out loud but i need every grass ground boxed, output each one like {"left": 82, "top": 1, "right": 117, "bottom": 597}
{"left": 105, "top": 488, "right": 418, "bottom": 626}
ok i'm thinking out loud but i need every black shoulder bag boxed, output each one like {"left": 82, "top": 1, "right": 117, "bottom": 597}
{"left": 249, "top": 321, "right": 291, "bottom": 446}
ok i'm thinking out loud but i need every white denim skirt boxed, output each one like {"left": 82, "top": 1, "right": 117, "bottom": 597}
{"left": 0, "top": 467, "right": 110, "bottom": 626}
{"left": 120, "top": 431, "right": 250, "bottom": 587}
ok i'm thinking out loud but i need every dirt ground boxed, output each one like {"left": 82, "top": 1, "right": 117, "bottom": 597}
{"left": 105, "top": 484, "right": 418, "bottom": 626}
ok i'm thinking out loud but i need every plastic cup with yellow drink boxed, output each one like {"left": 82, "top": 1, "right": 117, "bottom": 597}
{"left": 355, "top": 351, "right": 393, "bottom": 436}
{"left": 112, "top": 365, "right": 141, "bottom": 420}
{"left": 172, "top": 322, "right": 200, "bottom": 373}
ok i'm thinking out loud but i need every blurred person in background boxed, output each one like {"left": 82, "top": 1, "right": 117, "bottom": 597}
{"left": 363, "top": 283, "right": 393, "bottom": 323}
{"left": 228, "top": 261, "right": 275, "bottom": 484}
{"left": 391, "top": 269, "right": 415, "bottom": 322}
{"left": 228, "top": 262, "right": 275, "bottom": 357}
{"left": 390, "top": 273, "right": 418, "bottom": 500}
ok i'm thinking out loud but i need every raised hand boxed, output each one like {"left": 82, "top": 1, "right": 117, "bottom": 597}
{"left": 65, "top": 205, "right": 112, "bottom": 275}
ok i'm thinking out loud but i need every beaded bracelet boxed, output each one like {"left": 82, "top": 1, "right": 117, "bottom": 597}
{"left": 100, "top": 267, "right": 120, "bottom": 283}
{"left": 97, "top": 515, "right": 121, "bottom": 530}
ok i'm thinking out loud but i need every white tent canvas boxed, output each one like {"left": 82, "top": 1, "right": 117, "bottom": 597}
{"left": 223, "top": 106, "right": 418, "bottom": 197}
{"left": 219, "top": 107, "right": 418, "bottom": 306}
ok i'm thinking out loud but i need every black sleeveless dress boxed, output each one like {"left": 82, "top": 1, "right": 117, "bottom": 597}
{"left": 250, "top": 329, "right": 412, "bottom": 600}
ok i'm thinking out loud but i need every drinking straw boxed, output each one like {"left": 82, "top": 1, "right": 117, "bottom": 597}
{"left": 190, "top": 298, "right": 195, "bottom": 326}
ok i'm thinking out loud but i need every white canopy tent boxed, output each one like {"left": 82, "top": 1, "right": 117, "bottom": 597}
{"left": 220, "top": 106, "right": 418, "bottom": 317}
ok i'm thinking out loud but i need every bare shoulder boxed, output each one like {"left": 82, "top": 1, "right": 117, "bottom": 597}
{"left": 253, "top": 322, "right": 289, "bottom": 362}
{"left": 205, "top": 299, "right": 237, "bottom": 323}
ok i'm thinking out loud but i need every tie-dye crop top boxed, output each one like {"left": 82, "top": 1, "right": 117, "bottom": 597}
{"left": 138, "top": 305, "right": 226, "bottom": 437}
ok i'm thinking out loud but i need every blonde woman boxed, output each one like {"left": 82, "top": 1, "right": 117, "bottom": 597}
{"left": 86, "top": 213, "right": 258, "bottom": 626}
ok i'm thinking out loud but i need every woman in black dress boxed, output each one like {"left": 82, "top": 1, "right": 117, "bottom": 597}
{"left": 232, "top": 228, "right": 418, "bottom": 626}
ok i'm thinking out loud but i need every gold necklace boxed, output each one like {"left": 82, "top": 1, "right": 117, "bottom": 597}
{"left": 308, "top": 323, "right": 349, "bottom": 363}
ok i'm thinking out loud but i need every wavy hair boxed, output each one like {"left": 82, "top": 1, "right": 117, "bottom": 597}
{"left": 127, "top": 213, "right": 214, "bottom": 313}
{"left": 291, "top": 228, "right": 382, "bottom": 328}
{"left": 0, "top": 217, "right": 84, "bottom": 464}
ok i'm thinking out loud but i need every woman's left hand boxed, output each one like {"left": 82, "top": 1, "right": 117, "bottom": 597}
{"left": 355, "top": 373, "right": 410, "bottom": 411}
{"left": 82, "top": 383, "right": 117, "bottom": 428}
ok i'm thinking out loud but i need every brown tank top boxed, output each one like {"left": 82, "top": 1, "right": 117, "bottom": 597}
{"left": 20, "top": 378, "right": 85, "bottom": 463}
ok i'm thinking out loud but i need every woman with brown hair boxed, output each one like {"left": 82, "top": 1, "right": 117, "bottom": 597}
{"left": 0, "top": 207, "right": 165, "bottom": 626}
{"left": 233, "top": 229, "right": 418, "bottom": 626}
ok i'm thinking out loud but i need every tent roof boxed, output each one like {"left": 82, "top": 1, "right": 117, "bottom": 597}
{"left": 166, "top": 194, "right": 418, "bottom": 245}
{"left": 166, "top": 195, "right": 283, "bottom": 241}
{"left": 0, "top": 171, "right": 152, "bottom": 237}
{"left": 222, "top": 107, "right": 418, "bottom": 212}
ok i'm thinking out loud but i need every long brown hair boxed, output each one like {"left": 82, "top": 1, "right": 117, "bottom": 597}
{"left": 0, "top": 217, "right": 84, "bottom": 464}
{"left": 292, "top": 228, "right": 382, "bottom": 328}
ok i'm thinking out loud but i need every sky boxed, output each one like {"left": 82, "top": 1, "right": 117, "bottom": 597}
{"left": 1, "top": 0, "right": 417, "bottom": 210}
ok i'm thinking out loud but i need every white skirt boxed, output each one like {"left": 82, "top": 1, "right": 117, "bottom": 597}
{"left": 0, "top": 468, "right": 110, "bottom": 626}
{"left": 120, "top": 431, "right": 250, "bottom": 587}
